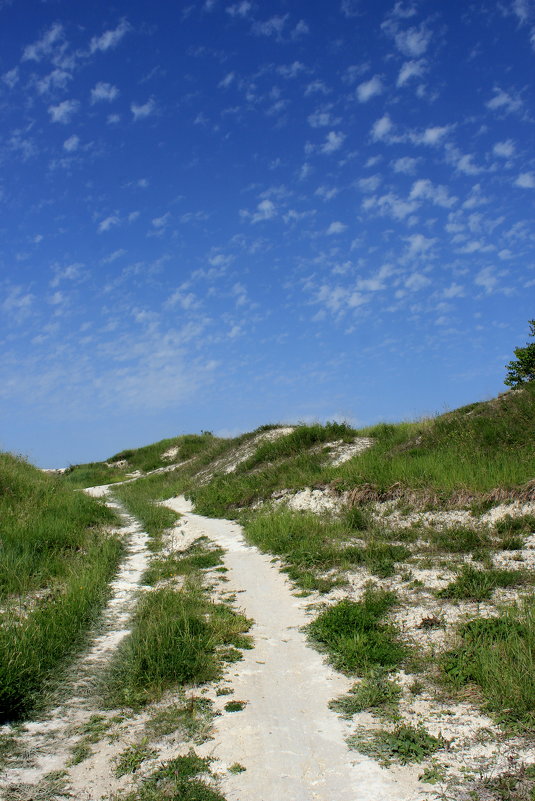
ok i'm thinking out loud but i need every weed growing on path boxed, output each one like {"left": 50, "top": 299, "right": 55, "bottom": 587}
{"left": 104, "top": 583, "right": 252, "bottom": 708}
{"left": 114, "top": 740, "right": 157, "bottom": 777}
{"left": 329, "top": 670, "right": 402, "bottom": 718}
{"left": 349, "top": 724, "right": 444, "bottom": 766}
{"left": 145, "top": 697, "right": 214, "bottom": 743}
{"left": 118, "top": 752, "right": 225, "bottom": 801}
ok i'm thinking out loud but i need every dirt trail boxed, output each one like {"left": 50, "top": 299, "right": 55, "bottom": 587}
{"left": 164, "top": 496, "right": 411, "bottom": 801}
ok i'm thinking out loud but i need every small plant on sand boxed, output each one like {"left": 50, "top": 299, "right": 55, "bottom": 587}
{"left": 224, "top": 700, "right": 247, "bottom": 712}
{"left": 436, "top": 565, "right": 525, "bottom": 601}
{"left": 349, "top": 723, "right": 444, "bottom": 766}
{"left": 114, "top": 740, "right": 156, "bottom": 777}
{"left": 119, "top": 752, "right": 225, "bottom": 801}
{"left": 329, "top": 670, "right": 401, "bottom": 718}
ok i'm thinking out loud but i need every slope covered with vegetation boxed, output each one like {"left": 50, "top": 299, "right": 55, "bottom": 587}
{"left": 0, "top": 453, "right": 122, "bottom": 721}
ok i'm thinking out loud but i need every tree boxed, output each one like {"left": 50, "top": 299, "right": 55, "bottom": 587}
{"left": 504, "top": 320, "right": 535, "bottom": 387}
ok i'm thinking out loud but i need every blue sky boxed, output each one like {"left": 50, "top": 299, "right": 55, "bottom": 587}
{"left": 1, "top": 0, "right": 534, "bottom": 467}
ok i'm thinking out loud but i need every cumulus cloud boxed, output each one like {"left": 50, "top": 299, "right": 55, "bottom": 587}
{"left": 515, "top": 172, "right": 535, "bottom": 188}
{"left": 91, "top": 82, "right": 119, "bottom": 103}
{"left": 321, "top": 131, "right": 346, "bottom": 153}
{"left": 89, "top": 19, "right": 130, "bottom": 54}
{"left": 409, "top": 179, "right": 457, "bottom": 208}
{"left": 253, "top": 15, "right": 288, "bottom": 39}
{"left": 308, "top": 108, "right": 339, "bottom": 127}
{"left": 356, "top": 75, "right": 383, "bottom": 102}
{"left": 131, "top": 98, "right": 156, "bottom": 120}
{"left": 446, "top": 145, "right": 483, "bottom": 175}
{"left": 63, "top": 134, "right": 79, "bottom": 152}
{"left": 411, "top": 125, "right": 452, "bottom": 146}
{"left": 2, "top": 68, "right": 19, "bottom": 89}
{"left": 48, "top": 99, "right": 79, "bottom": 123}
{"left": 98, "top": 215, "right": 120, "bottom": 233}
{"left": 226, "top": 1, "right": 252, "bottom": 17}
{"left": 36, "top": 68, "right": 71, "bottom": 94}
{"left": 493, "top": 139, "right": 515, "bottom": 158}
{"left": 363, "top": 192, "right": 419, "bottom": 221}
{"left": 397, "top": 59, "right": 426, "bottom": 86}
{"left": 240, "top": 199, "right": 277, "bottom": 223}
{"left": 404, "top": 233, "right": 436, "bottom": 260}
{"left": 370, "top": 114, "right": 394, "bottom": 142}
{"left": 392, "top": 156, "right": 418, "bottom": 173}
{"left": 22, "top": 23, "right": 64, "bottom": 62}
{"left": 486, "top": 86, "right": 522, "bottom": 114}
{"left": 152, "top": 212, "right": 171, "bottom": 228}
{"left": 326, "top": 221, "right": 347, "bottom": 235}
{"left": 475, "top": 266, "right": 499, "bottom": 293}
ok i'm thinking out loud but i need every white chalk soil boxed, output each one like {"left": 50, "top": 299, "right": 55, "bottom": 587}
{"left": 164, "top": 497, "right": 414, "bottom": 801}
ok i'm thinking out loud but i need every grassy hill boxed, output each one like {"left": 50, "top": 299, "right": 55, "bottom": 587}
{"left": 0, "top": 454, "right": 122, "bottom": 721}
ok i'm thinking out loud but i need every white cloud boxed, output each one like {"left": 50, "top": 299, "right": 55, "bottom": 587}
{"left": 370, "top": 114, "right": 396, "bottom": 143}
{"left": 321, "top": 131, "right": 346, "bottom": 153}
{"left": 446, "top": 145, "right": 483, "bottom": 175}
{"left": 219, "top": 72, "right": 235, "bottom": 89}
{"left": 409, "top": 178, "right": 457, "bottom": 208}
{"left": 308, "top": 108, "right": 338, "bottom": 127}
{"left": 36, "top": 68, "right": 71, "bottom": 94}
{"left": 363, "top": 192, "right": 419, "bottom": 221}
{"left": 315, "top": 185, "right": 339, "bottom": 200}
{"left": 91, "top": 81, "right": 119, "bottom": 103}
{"left": 486, "top": 86, "right": 522, "bottom": 114}
{"left": 515, "top": 172, "right": 535, "bottom": 188}
{"left": 404, "top": 233, "right": 436, "bottom": 259}
{"left": 226, "top": 1, "right": 252, "bottom": 17}
{"left": 277, "top": 61, "right": 306, "bottom": 78}
{"left": 391, "top": 23, "right": 433, "bottom": 57}
{"left": 131, "top": 98, "right": 156, "bottom": 120}
{"left": 340, "top": 0, "right": 360, "bottom": 17}
{"left": 98, "top": 215, "right": 120, "bottom": 233}
{"left": 22, "top": 23, "right": 64, "bottom": 62}
{"left": 241, "top": 199, "right": 277, "bottom": 223}
{"left": 356, "top": 75, "right": 383, "bottom": 102}
{"left": 326, "top": 221, "right": 347, "bottom": 235}
{"left": 475, "top": 266, "right": 499, "bottom": 293}
{"left": 397, "top": 59, "right": 426, "bottom": 87}
{"left": 107, "top": 113, "right": 121, "bottom": 124}
{"left": 152, "top": 212, "right": 171, "bottom": 228}
{"left": 404, "top": 272, "right": 431, "bottom": 291}
{"left": 2, "top": 285, "right": 34, "bottom": 316}
{"left": 63, "top": 134, "right": 79, "bottom": 152}
{"left": 411, "top": 125, "right": 452, "bottom": 146}
{"left": 442, "top": 282, "right": 464, "bottom": 298}
{"left": 358, "top": 175, "right": 382, "bottom": 192}
{"left": 48, "top": 99, "right": 79, "bottom": 123}
{"left": 253, "top": 15, "right": 289, "bottom": 39}
{"left": 2, "top": 68, "right": 19, "bottom": 89}
{"left": 89, "top": 19, "right": 130, "bottom": 54}
{"left": 392, "top": 156, "right": 418, "bottom": 173}
{"left": 305, "top": 80, "right": 330, "bottom": 95}
{"left": 292, "top": 20, "right": 310, "bottom": 38}
{"left": 493, "top": 139, "right": 515, "bottom": 158}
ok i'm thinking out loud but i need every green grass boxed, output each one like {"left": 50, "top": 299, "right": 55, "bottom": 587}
{"left": 437, "top": 566, "right": 525, "bottom": 601}
{"left": 427, "top": 525, "right": 492, "bottom": 555}
{"left": 442, "top": 599, "right": 535, "bottom": 725}
{"left": 119, "top": 752, "right": 225, "bottom": 801}
{"left": 308, "top": 589, "right": 406, "bottom": 674}
{"left": 238, "top": 422, "right": 355, "bottom": 471}
{"left": 112, "top": 480, "right": 180, "bottom": 550}
{"left": 114, "top": 741, "right": 157, "bottom": 777}
{"left": 104, "top": 582, "right": 252, "bottom": 709}
{"left": 329, "top": 670, "right": 402, "bottom": 718}
{"left": 145, "top": 698, "right": 214, "bottom": 743}
{"left": 0, "top": 452, "right": 123, "bottom": 723}
{"left": 348, "top": 724, "right": 444, "bottom": 766}
{"left": 242, "top": 508, "right": 410, "bottom": 591}
{"left": 143, "top": 540, "right": 224, "bottom": 586}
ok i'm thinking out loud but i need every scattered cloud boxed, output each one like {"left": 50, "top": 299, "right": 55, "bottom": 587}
{"left": 89, "top": 19, "right": 130, "bottom": 54}
{"left": 409, "top": 179, "right": 457, "bottom": 208}
{"left": 63, "top": 134, "right": 79, "bottom": 152}
{"left": 392, "top": 156, "right": 418, "bottom": 173}
{"left": 226, "top": 1, "right": 252, "bottom": 17}
{"left": 36, "top": 68, "right": 71, "bottom": 95}
{"left": 493, "top": 139, "right": 515, "bottom": 158}
{"left": 326, "top": 221, "right": 347, "bottom": 234}
{"left": 515, "top": 172, "right": 535, "bottom": 188}
{"left": 91, "top": 82, "right": 119, "bottom": 103}
{"left": 253, "top": 15, "right": 289, "bottom": 39}
{"left": 131, "top": 98, "right": 156, "bottom": 120}
{"left": 98, "top": 215, "right": 120, "bottom": 233}
{"left": 48, "top": 99, "right": 79, "bottom": 123}
{"left": 321, "top": 130, "right": 346, "bottom": 153}
{"left": 371, "top": 114, "right": 394, "bottom": 142}
{"left": 22, "top": 22, "right": 64, "bottom": 62}
{"left": 486, "top": 86, "right": 522, "bottom": 114}
{"left": 397, "top": 59, "right": 426, "bottom": 87}
{"left": 356, "top": 75, "right": 384, "bottom": 102}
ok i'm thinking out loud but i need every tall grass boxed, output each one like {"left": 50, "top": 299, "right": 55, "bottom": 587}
{"left": 104, "top": 582, "right": 251, "bottom": 708}
{"left": 0, "top": 452, "right": 123, "bottom": 721}
{"left": 442, "top": 598, "right": 535, "bottom": 725}
{"left": 112, "top": 479, "right": 180, "bottom": 550}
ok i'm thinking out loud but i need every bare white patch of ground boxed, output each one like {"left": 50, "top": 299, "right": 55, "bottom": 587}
{"left": 374, "top": 500, "right": 535, "bottom": 530}
{"left": 164, "top": 496, "right": 418, "bottom": 801}
{"left": 328, "top": 437, "right": 375, "bottom": 465}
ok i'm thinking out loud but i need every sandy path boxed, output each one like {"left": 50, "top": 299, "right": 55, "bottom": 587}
{"left": 164, "top": 496, "right": 410, "bottom": 801}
